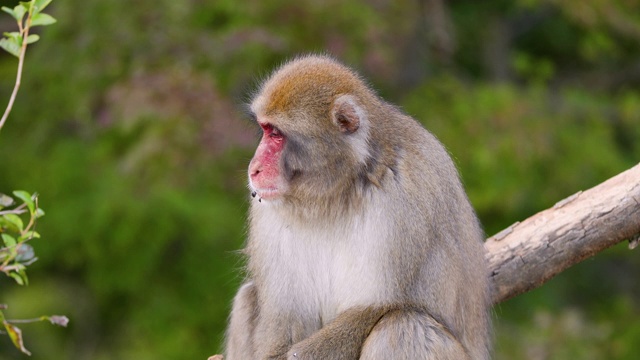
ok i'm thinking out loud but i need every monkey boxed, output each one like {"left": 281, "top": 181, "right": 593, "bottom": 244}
{"left": 224, "top": 55, "right": 491, "bottom": 360}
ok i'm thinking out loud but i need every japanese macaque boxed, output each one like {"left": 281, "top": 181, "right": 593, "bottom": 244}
{"left": 225, "top": 55, "right": 491, "bottom": 359}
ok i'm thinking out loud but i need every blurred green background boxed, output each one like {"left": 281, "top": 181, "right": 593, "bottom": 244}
{"left": 0, "top": 0, "right": 639, "bottom": 359}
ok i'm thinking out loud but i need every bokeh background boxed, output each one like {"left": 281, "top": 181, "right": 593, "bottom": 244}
{"left": 0, "top": 0, "right": 639, "bottom": 359}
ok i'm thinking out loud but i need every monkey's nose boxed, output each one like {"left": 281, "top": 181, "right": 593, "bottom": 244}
{"left": 249, "top": 161, "right": 262, "bottom": 179}
{"left": 250, "top": 168, "right": 261, "bottom": 179}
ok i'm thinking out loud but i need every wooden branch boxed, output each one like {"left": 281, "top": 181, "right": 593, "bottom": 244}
{"left": 486, "top": 163, "right": 640, "bottom": 305}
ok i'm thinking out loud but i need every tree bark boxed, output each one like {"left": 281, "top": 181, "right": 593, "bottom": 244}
{"left": 486, "top": 163, "right": 640, "bottom": 305}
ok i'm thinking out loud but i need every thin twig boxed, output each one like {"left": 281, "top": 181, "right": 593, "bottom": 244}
{"left": 0, "top": 208, "right": 28, "bottom": 216}
{"left": 22, "top": 195, "right": 38, "bottom": 235}
{"left": 0, "top": 264, "right": 24, "bottom": 273}
{"left": 0, "top": 5, "right": 34, "bottom": 132}
{"left": 6, "top": 316, "right": 46, "bottom": 324}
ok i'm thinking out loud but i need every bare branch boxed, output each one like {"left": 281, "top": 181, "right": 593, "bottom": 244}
{"left": 486, "top": 163, "right": 640, "bottom": 305}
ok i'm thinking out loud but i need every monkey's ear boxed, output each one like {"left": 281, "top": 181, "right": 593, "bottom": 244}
{"left": 331, "top": 95, "right": 362, "bottom": 134}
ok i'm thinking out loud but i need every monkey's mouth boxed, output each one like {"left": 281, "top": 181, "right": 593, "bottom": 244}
{"left": 251, "top": 187, "right": 281, "bottom": 201}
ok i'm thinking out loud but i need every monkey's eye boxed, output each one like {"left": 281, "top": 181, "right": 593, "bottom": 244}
{"left": 270, "top": 126, "right": 283, "bottom": 139}
{"left": 262, "top": 123, "right": 284, "bottom": 141}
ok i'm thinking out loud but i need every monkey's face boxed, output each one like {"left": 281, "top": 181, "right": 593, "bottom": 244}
{"left": 247, "top": 56, "right": 372, "bottom": 208}
{"left": 248, "top": 120, "right": 288, "bottom": 202}
{"left": 247, "top": 111, "right": 351, "bottom": 204}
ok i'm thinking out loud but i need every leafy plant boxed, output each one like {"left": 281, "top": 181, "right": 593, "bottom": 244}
{"left": 0, "top": 191, "right": 43, "bottom": 286}
{"left": 0, "top": 192, "right": 69, "bottom": 356}
{"left": 0, "top": 0, "right": 67, "bottom": 356}
{"left": 0, "top": 0, "right": 56, "bottom": 132}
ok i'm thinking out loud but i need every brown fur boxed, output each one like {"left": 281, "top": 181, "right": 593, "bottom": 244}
{"left": 226, "top": 55, "right": 491, "bottom": 360}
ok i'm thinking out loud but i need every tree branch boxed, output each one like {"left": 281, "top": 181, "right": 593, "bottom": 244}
{"left": 486, "top": 163, "right": 640, "bottom": 305}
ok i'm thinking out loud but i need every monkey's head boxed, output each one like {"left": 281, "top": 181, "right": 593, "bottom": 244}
{"left": 248, "top": 55, "right": 376, "bottom": 211}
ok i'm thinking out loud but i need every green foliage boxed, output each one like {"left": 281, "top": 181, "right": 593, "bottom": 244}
{"left": 0, "top": 191, "right": 68, "bottom": 356}
{"left": 0, "top": 0, "right": 56, "bottom": 57}
{"left": 0, "top": 134, "right": 249, "bottom": 358}
{"left": 403, "top": 78, "right": 637, "bottom": 234}
{"left": 0, "top": 310, "right": 31, "bottom": 356}
{"left": 0, "top": 190, "right": 42, "bottom": 286}
{"left": 0, "top": 0, "right": 66, "bottom": 356}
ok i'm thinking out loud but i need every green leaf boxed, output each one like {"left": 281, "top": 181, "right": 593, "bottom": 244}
{"left": 31, "top": 12, "right": 56, "bottom": 27}
{"left": 2, "top": 5, "right": 26, "bottom": 22}
{"left": 3, "top": 31, "right": 21, "bottom": 42}
{"left": 9, "top": 272, "right": 25, "bottom": 285}
{"left": 0, "top": 193, "right": 13, "bottom": 208}
{"left": 2, "top": 233, "right": 17, "bottom": 248}
{"left": 1, "top": 6, "right": 16, "bottom": 19}
{"left": 21, "top": 231, "right": 40, "bottom": 240}
{"left": 12, "top": 191, "right": 34, "bottom": 214}
{"left": 13, "top": 4, "right": 27, "bottom": 21}
{"left": 33, "top": 0, "right": 52, "bottom": 13}
{"left": 17, "top": 268, "right": 28, "bottom": 285}
{"left": 19, "top": 2, "right": 31, "bottom": 12}
{"left": 2, "top": 32, "right": 22, "bottom": 55}
{"left": 0, "top": 217, "right": 9, "bottom": 229}
{"left": 3, "top": 320, "right": 32, "bottom": 355}
{"left": 3, "top": 214, "right": 23, "bottom": 232}
{"left": 0, "top": 38, "right": 20, "bottom": 57}
{"left": 35, "top": 208, "right": 45, "bottom": 218}
{"left": 25, "top": 34, "right": 39, "bottom": 44}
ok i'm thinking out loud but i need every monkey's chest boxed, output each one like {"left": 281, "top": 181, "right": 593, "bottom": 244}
{"left": 260, "top": 224, "right": 390, "bottom": 321}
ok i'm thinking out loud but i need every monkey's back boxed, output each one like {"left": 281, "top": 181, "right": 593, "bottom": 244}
{"left": 371, "top": 104, "right": 491, "bottom": 358}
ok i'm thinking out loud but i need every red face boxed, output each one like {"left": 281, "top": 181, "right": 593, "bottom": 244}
{"left": 248, "top": 122, "right": 286, "bottom": 201}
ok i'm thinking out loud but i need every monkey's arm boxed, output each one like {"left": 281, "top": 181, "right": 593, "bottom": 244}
{"left": 288, "top": 306, "right": 469, "bottom": 360}
{"left": 286, "top": 306, "right": 390, "bottom": 360}
{"left": 226, "top": 282, "right": 296, "bottom": 360}
{"left": 229, "top": 283, "right": 326, "bottom": 360}
{"left": 225, "top": 282, "right": 259, "bottom": 360}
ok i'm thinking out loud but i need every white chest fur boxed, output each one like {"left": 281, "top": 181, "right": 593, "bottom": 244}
{"left": 250, "top": 204, "right": 391, "bottom": 323}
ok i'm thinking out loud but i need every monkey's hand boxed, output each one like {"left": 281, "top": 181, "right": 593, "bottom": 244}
{"left": 287, "top": 337, "right": 357, "bottom": 360}
{"left": 285, "top": 306, "right": 390, "bottom": 360}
